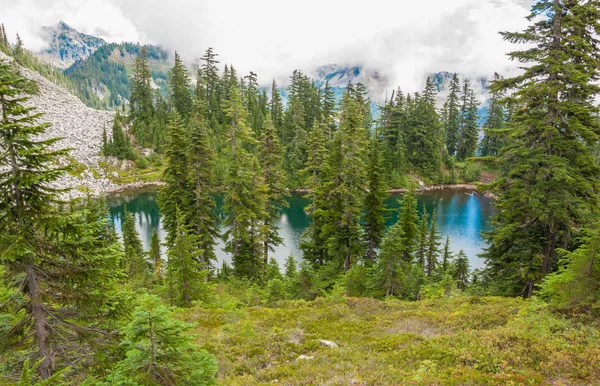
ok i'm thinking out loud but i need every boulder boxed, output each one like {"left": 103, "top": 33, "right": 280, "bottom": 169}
{"left": 319, "top": 340, "right": 339, "bottom": 348}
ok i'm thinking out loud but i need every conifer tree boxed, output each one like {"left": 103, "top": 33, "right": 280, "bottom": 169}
{"left": 479, "top": 73, "right": 508, "bottom": 157}
{"left": 443, "top": 73, "right": 461, "bottom": 157}
{"left": 198, "top": 47, "right": 220, "bottom": 120}
{"left": 266, "top": 258, "right": 283, "bottom": 282}
{"left": 327, "top": 89, "right": 368, "bottom": 272}
{"left": 186, "top": 112, "right": 218, "bottom": 270}
{"left": 107, "top": 294, "right": 217, "bottom": 385}
{"left": 0, "top": 63, "right": 123, "bottom": 379}
{"left": 122, "top": 208, "right": 151, "bottom": 286}
{"left": 0, "top": 24, "right": 9, "bottom": 54}
{"left": 269, "top": 80, "right": 284, "bottom": 134}
{"left": 107, "top": 112, "right": 133, "bottom": 160}
{"left": 170, "top": 52, "right": 192, "bottom": 121}
{"left": 364, "top": 134, "right": 387, "bottom": 261}
{"left": 284, "top": 254, "right": 298, "bottom": 281}
{"left": 482, "top": 0, "right": 600, "bottom": 297}
{"left": 425, "top": 209, "right": 442, "bottom": 276}
{"left": 300, "top": 122, "right": 329, "bottom": 266}
{"left": 321, "top": 80, "right": 336, "bottom": 139}
{"left": 160, "top": 110, "right": 190, "bottom": 246}
{"left": 129, "top": 46, "right": 154, "bottom": 145}
{"left": 415, "top": 206, "right": 429, "bottom": 269}
{"left": 398, "top": 191, "right": 419, "bottom": 262}
{"left": 541, "top": 223, "right": 600, "bottom": 309}
{"left": 150, "top": 229, "right": 162, "bottom": 280}
{"left": 453, "top": 250, "right": 470, "bottom": 290}
{"left": 166, "top": 207, "right": 208, "bottom": 307}
{"left": 13, "top": 33, "right": 24, "bottom": 62}
{"left": 260, "top": 116, "right": 288, "bottom": 263}
{"left": 441, "top": 235, "right": 452, "bottom": 273}
{"left": 223, "top": 84, "right": 267, "bottom": 279}
{"left": 371, "top": 223, "right": 407, "bottom": 297}
{"left": 408, "top": 77, "right": 442, "bottom": 178}
{"left": 381, "top": 90, "right": 409, "bottom": 178}
{"left": 457, "top": 81, "right": 480, "bottom": 161}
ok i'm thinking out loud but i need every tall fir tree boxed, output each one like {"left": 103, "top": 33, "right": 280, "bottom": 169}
{"left": 129, "top": 46, "right": 154, "bottom": 146}
{"left": 300, "top": 122, "right": 329, "bottom": 266}
{"left": 453, "top": 251, "right": 470, "bottom": 290}
{"left": 408, "top": 77, "right": 443, "bottom": 178}
{"left": 425, "top": 209, "right": 442, "bottom": 276}
{"left": 441, "top": 234, "right": 452, "bottom": 273}
{"left": 150, "top": 229, "right": 162, "bottom": 281}
{"left": 260, "top": 116, "right": 288, "bottom": 264}
{"left": 482, "top": 0, "right": 600, "bottom": 297}
{"left": 321, "top": 80, "right": 337, "bottom": 139}
{"left": 457, "top": 81, "right": 480, "bottom": 161}
{"left": 269, "top": 80, "right": 284, "bottom": 134}
{"left": 479, "top": 72, "right": 508, "bottom": 157}
{"left": 223, "top": 83, "right": 267, "bottom": 279}
{"left": 327, "top": 89, "right": 369, "bottom": 272}
{"left": 443, "top": 73, "right": 462, "bottom": 157}
{"left": 0, "top": 63, "right": 123, "bottom": 379}
{"left": 166, "top": 207, "right": 208, "bottom": 307}
{"left": 170, "top": 52, "right": 192, "bottom": 121}
{"left": 122, "top": 208, "right": 151, "bottom": 286}
{"left": 371, "top": 223, "right": 407, "bottom": 297}
{"left": 107, "top": 294, "right": 217, "bottom": 385}
{"left": 186, "top": 112, "right": 219, "bottom": 271}
{"left": 398, "top": 191, "right": 420, "bottom": 262}
{"left": 159, "top": 111, "right": 190, "bottom": 246}
{"left": 415, "top": 206, "right": 429, "bottom": 269}
{"left": 364, "top": 134, "right": 387, "bottom": 261}
{"left": 541, "top": 222, "right": 600, "bottom": 309}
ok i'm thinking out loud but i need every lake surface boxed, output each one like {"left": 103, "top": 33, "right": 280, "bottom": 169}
{"left": 107, "top": 189, "right": 496, "bottom": 269}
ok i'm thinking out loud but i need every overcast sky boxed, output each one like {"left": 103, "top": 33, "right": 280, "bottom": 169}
{"left": 2, "top": 0, "right": 534, "bottom": 91}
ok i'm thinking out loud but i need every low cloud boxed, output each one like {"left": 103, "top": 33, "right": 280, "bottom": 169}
{"left": 2, "top": 0, "right": 534, "bottom": 92}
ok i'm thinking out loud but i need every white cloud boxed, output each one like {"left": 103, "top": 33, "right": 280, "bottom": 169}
{"left": 1, "top": 0, "right": 535, "bottom": 91}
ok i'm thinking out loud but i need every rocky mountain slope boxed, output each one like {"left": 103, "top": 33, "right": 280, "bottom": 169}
{"left": 0, "top": 50, "right": 118, "bottom": 199}
{"left": 38, "top": 21, "right": 106, "bottom": 69}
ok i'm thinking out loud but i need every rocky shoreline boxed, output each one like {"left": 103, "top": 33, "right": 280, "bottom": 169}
{"left": 288, "top": 184, "right": 495, "bottom": 196}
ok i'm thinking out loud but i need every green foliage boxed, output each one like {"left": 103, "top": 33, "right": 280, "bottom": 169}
{"left": 370, "top": 222, "right": 408, "bottom": 297}
{"left": 453, "top": 250, "right": 470, "bottom": 290}
{"left": 166, "top": 207, "right": 210, "bottom": 307}
{"left": 482, "top": 0, "right": 600, "bottom": 297}
{"left": 364, "top": 134, "right": 388, "bottom": 261}
{"left": 442, "top": 73, "right": 461, "bottom": 157}
{"left": 169, "top": 52, "right": 192, "bottom": 121}
{"left": 103, "top": 294, "right": 217, "bottom": 385}
{"left": 541, "top": 224, "right": 600, "bottom": 312}
{"left": 103, "top": 112, "right": 134, "bottom": 160}
{"left": 456, "top": 79, "right": 480, "bottom": 161}
{"left": 223, "top": 82, "right": 268, "bottom": 280}
{"left": 122, "top": 208, "right": 151, "bottom": 286}
{"left": 479, "top": 72, "right": 508, "bottom": 157}
{"left": 0, "top": 63, "right": 125, "bottom": 379}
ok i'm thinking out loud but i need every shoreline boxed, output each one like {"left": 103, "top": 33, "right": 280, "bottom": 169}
{"left": 99, "top": 181, "right": 497, "bottom": 199}
{"left": 104, "top": 181, "right": 166, "bottom": 197}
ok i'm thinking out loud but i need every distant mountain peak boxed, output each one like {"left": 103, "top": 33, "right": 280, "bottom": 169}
{"left": 37, "top": 21, "right": 106, "bottom": 69}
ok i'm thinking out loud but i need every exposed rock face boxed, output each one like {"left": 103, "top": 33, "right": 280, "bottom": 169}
{"left": 37, "top": 21, "right": 106, "bottom": 69}
{"left": 0, "top": 51, "right": 118, "bottom": 200}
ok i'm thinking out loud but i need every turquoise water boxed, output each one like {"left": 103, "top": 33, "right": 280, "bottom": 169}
{"left": 108, "top": 189, "right": 495, "bottom": 269}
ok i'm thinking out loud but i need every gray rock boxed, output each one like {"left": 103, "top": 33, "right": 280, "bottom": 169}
{"left": 297, "top": 355, "right": 314, "bottom": 360}
{"left": 0, "top": 51, "right": 118, "bottom": 200}
{"left": 319, "top": 340, "right": 339, "bottom": 348}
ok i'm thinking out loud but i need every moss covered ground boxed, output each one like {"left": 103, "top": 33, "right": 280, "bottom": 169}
{"left": 178, "top": 294, "right": 600, "bottom": 385}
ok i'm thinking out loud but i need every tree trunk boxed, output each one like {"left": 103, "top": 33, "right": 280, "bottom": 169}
{"left": 367, "top": 238, "right": 375, "bottom": 262}
{"left": 26, "top": 264, "right": 52, "bottom": 379}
